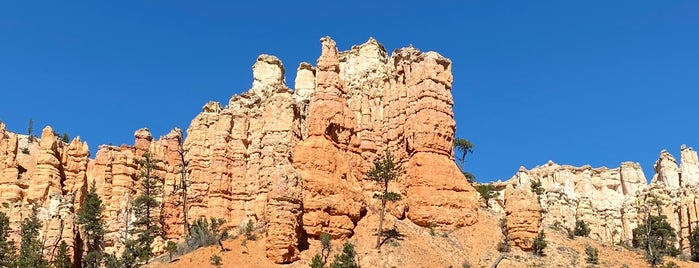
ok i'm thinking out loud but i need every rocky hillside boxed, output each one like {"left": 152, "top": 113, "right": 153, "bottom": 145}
{"left": 493, "top": 145, "right": 699, "bottom": 256}
{"left": 0, "top": 37, "right": 479, "bottom": 265}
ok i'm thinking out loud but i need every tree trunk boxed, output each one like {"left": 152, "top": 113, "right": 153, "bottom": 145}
{"left": 376, "top": 180, "right": 388, "bottom": 249}
{"left": 180, "top": 149, "right": 189, "bottom": 235}
{"left": 489, "top": 252, "right": 505, "bottom": 268}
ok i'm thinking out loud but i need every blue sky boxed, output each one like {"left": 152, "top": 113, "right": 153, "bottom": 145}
{"left": 1, "top": 1, "right": 698, "bottom": 182}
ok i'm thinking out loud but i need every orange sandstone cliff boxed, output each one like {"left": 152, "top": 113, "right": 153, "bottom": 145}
{"left": 0, "top": 37, "right": 479, "bottom": 265}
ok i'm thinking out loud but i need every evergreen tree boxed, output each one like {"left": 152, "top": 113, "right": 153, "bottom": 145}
{"left": 77, "top": 181, "right": 106, "bottom": 268}
{"left": 310, "top": 254, "right": 324, "bottom": 268}
{"left": 165, "top": 241, "right": 178, "bottom": 262}
{"left": 532, "top": 230, "right": 547, "bottom": 257}
{"left": 368, "top": 150, "right": 401, "bottom": 249}
{"left": 0, "top": 211, "right": 17, "bottom": 267}
{"left": 27, "top": 118, "right": 34, "bottom": 140}
{"left": 320, "top": 233, "right": 332, "bottom": 264}
{"left": 132, "top": 151, "right": 163, "bottom": 262}
{"left": 632, "top": 214, "right": 680, "bottom": 266}
{"left": 530, "top": 179, "right": 544, "bottom": 195}
{"left": 329, "top": 242, "right": 359, "bottom": 268}
{"left": 52, "top": 241, "right": 72, "bottom": 268}
{"left": 454, "top": 138, "right": 475, "bottom": 182}
{"left": 690, "top": 227, "right": 699, "bottom": 261}
{"left": 18, "top": 206, "right": 48, "bottom": 268}
{"left": 476, "top": 183, "right": 498, "bottom": 208}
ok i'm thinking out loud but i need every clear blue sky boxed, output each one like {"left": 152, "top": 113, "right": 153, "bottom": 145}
{"left": 1, "top": 1, "right": 698, "bottom": 182}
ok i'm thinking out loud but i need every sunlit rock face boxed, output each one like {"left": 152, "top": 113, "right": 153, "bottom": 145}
{"left": 0, "top": 37, "right": 468, "bottom": 264}
{"left": 496, "top": 145, "right": 699, "bottom": 254}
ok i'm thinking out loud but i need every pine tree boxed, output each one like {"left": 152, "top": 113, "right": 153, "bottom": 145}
{"left": 77, "top": 181, "right": 106, "bottom": 267}
{"left": 476, "top": 183, "right": 498, "bottom": 208}
{"left": 454, "top": 137, "right": 475, "bottom": 182}
{"left": 329, "top": 242, "right": 359, "bottom": 268}
{"left": 0, "top": 211, "right": 17, "bottom": 267}
{"left": 52, "top": 241, "right": 72, "bottom": 268}
{"left": 18, "top": 206, "right": 48, "bottom": 268}
{"left": 690, "top": 226, "right": 699, "bottom": 261}
{"left": 368, "top": 150, "right": 401, "bottom": 249}
{"left": 27, "top": 118, "right": 34, "bottom": 140}
{"left": 132, "top": 151, "right": 163, "bottom": 262}
{"left": 632, "top": 214, "right": 680, "bottom": 266}
{"left": 532, "top": 230, "right": 547, "bottom": 257}
{"left": 585, "top": 245, "right": 599, "bottom": 265}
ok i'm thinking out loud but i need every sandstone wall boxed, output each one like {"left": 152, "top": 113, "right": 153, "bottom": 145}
{"left": 0, "top": 124, "right": 90, "bottom": 264}
{"left": 181, "top": 37, "right": 479, "bottom": 263}
{"left": 0, "top": 37, "right": 479, "bottom": 264}
{"left": 497, "top": 145, "right": 699, "bottom": 254}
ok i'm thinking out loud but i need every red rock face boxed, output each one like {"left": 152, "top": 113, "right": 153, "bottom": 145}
{"left": 0, "top": 37, "right": 480, "bottom": 264}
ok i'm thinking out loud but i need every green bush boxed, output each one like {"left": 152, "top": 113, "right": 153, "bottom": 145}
{"left": 210, "top": 254, "right": 222, "bottom": 267}
{"left": 585, "top": 245, "right": 599, "bottom": 265}
{"left": 244, "top": 219, "right": 255, "bottom": 240}
{"left": 530, "top": 179, "right": 544, "bottom": 195}
{"left": 329, "top": 242, "right": 359, "bottom": 268}
{"left": 574, "top": 220, "right": 591, "bottom": 237}
{"left": 186, "top": 217, "right": 227, "bottom": 251}
{"left": 533, "top": 230, "right": 547, "bottom": 257}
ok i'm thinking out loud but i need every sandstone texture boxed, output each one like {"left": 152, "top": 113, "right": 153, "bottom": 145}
{"left": 504, "top": 185, "right": 541, "bottom": 250}
{"left": 495, "top": 145, "right": 699, "bottom": 255}
{"left": 0, "top": 37, "right": 480, "bottom": 264}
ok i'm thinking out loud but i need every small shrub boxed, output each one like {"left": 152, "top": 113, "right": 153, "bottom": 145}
{"left": 429, "top": 223, "right": 436, "bottom": 237}
{"left": 186, "top": 217, "right": 227, "bottom": 251}
{"left": 310, "top": 254, "right": 324, "bottom": 268}
{"left": 21, "top": 148, "right": 29, "bottom": 154}
{"left": 244, "top": 219, "right": 256, "bottom": 240}
{"left": 659, "top": 261, "right": 680, "bottom": 268}
{"left": 585, "top": 245, "right": 599, "bottom": 265}
{"left": 574, "top": 220, "right": 591, "bottom": 237}
{"left": 463, "top": 171, "right": 476, "bottom": 183}
{"left": 60, "top": 133, "right": 70, "bottom": 143}
{"left": 497, "top": 240, "right": 510, "bottom": 253}
{"left": 550, "top": 221, "right": 562, "bottom": 231}
{"left": 566, "top": 228, "right": 575, "bottom": 239}
{"left": 533, "top": 230, "right": 547, "bottom": 257}
{"left": 210, "top": 254, "right": 222, "bottom": 267}
{"left": 530, "top": 179, "right": 544, "bottom": 195}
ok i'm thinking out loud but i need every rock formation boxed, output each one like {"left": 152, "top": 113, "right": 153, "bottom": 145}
{"left": 4, "top": 37, "right": 699, "bottom": 266}
{"left": 504, "top": 185, "right": 541, "bottom": 250}
{"left": 179, "top": 37, "right": 478, "bottom": 263}
{"left": 0, "top": 37, "right": 480, "bottom": 264}
{"left": 0, "top": 124, "right": 90, "bottom": 263}
{"left": 496, "top": 145, "right": 699, "bottom": 255}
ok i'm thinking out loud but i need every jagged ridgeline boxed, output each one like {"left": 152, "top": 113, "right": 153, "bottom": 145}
{"left": 494, "top": 145, "right": 699, "bottom": 256}
{"left": 0, "top": 37, "right": 478, "bottom": 264}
